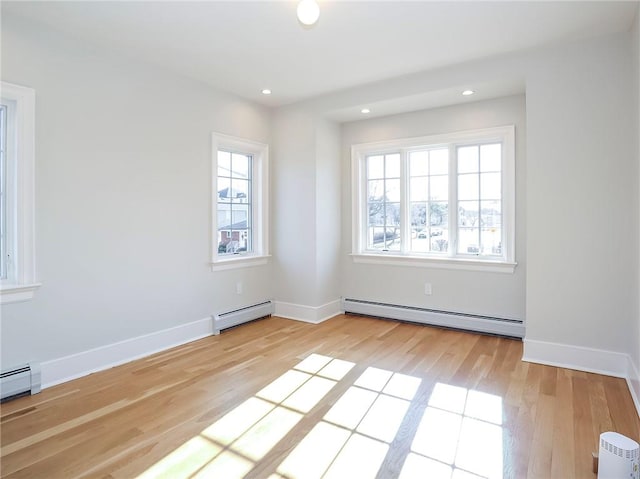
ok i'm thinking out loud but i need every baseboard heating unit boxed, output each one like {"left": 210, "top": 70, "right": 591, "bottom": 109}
{"left": 1, "top": 363, "right": 41, "bottom": 402}
{"left": 214, "top": 301, "right": 273, "bottom": 333}
{"left": 342, "top": 298, "right": 524, "bottom": 338}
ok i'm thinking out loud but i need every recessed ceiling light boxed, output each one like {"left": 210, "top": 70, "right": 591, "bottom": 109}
{"left": 297, "top": 0, "right": 320, "bottom": 26}
{"left": 261, "top": 89, "right": 272, "bottom": 95}
{"left": 462, "top": 90, "right": 475, "bottom": 96}
{"left": 361, "top": 108, "right": 371, "bottom": 114}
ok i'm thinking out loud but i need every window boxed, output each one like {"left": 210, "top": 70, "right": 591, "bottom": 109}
{"left": 211, "top": 133, "right": 269, "bottom": 270}
{"left": 352, "top": 126, "right": 515, "bottom": 273}
{"left": 0, "top": 81, "right": 39, "bottom": 303}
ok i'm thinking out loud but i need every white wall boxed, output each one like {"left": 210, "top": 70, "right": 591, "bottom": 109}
{"left": 525, "top": 33, "right": 636, "bottom": 355}
{"left": 632, "top": 5, "right": 640, "bottom": 403}
{"left": 0, "top": 14, "right": 273, "bottom": 368}
{"left": 340, "top": 95, "right": 527, "bottom": 320}
{"left": 272, "top": 108, "right": 342, "bottom": 310}
{"left": 272, "top": 107, "right": 318, "bottom": 306}
{"left": 315, "top": 118, "right": 342, "bottom": 306}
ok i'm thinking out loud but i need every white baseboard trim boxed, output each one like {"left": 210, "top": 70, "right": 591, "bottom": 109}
{"left": 522, "top": 339, "right": 629, "bottom": 378}
{"left": 40, "top": 317, "right": 215, "bottom": 389}
{"left": 627, "top": 356, "right": 640, "bottom": 419}
{"left": 274, "top": 299, "right": 342, "bottom": 324}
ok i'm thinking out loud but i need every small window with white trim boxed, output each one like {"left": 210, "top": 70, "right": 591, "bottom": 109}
{"left": 0, "top": 81, "right": 39, "bottom": 303}
{"left": 211, "top": 133, "right": 269, "bottom": 270}
{"left": 352, "top": 126, "right": 516, "bottom": 272}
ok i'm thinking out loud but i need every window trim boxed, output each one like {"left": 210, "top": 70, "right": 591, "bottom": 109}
{"left": 210, "top": 132, "right": 269, "bottom": 271}
{"left": 351, "top": 126, "right": 516, "bottom": 273}
{"left": 0, "top": 81, "right": 40, "bottom": 303}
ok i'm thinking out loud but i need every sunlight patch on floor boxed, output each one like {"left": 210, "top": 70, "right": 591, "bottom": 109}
{"left": 399, "top": 452, "right": 453, "bottom": 479}
{"left": 277, "top": 422, "right": 351, "bottom": 479}
{"left": 354, "top": 366, "right": 393, "bottom": 391}
{"left": 356, "top": 393, "right": 410, "bottom": 442}
{"left": 322, "top": 433, "right": 389, "bottom": 479}
{"left": 136, "top": 436, "right": 222, "bottom": 479}
{"left": 191, "top": 450, "right": 253, "bottom": 478}
{"left": 256, "top": 369, "right": 311, "bottom": 403}
{"left": 137, "top": 358, "right": 505, "bottom": 479}
{"left": 316, "top": 358, "right": 355, "bottom": 381}
{"left": 323, "top": 386, "right": 378, "bottom": 429}
{"left": 282, "top": 376, "right": 337, "bottom": 413}
{"left": 403, "top": 382, "right": 504, "bottom": 479}
{"left": 294, "top": 353, "right": 333, "bottom": 374}
{"left": 232, "top": 406, "right": 303, "bottom": 461}
{"left": 201, "top": 397, "right": 274, "bottom": 446}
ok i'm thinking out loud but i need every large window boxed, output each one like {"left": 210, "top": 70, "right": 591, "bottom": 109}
{"left": 0, "top": 82, "right": 39, "bottom": 303}
{"left": 352, "top": 126, "right": 515, "bottom": 272}
{"left": 211, "top": 133, "right": 269, "bottom": 270}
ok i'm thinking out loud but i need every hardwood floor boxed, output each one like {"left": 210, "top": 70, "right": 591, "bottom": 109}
{"left": 1, "top": 314, "right": 639, "bottom": 478}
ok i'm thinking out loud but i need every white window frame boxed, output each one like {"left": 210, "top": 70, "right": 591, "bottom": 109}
{"left": 351, "top": 126, "right": 516, "bottom": 273}
{"left": 0, "top": 81, "right": 40, "bottom": 303}
{"left": 211, "top": 132, "right": 269, "bottom": 271}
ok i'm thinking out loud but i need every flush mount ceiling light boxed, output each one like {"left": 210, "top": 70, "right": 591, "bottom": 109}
{"left": 297, "top": 0, "right": 320, "bottom": 26}
{"left": 261, "top": 89, "right": 272, "bottom": 95}
{"left": 361, "top": 108, "right": 371, "bottom": 114}
{"left": 462, "top": 90, "right": 475, "bottom": 96}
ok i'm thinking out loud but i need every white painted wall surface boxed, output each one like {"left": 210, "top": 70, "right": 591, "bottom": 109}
{"left": 272, "top": 107, "right": 318, "bottom": 306}
{"left": 315, "top": 118, "right": 342, "bottom": 306}
{"left": 341, "top": 95, "right": 527, "bottom": 320}
{"left": 631, "top": 6, "right": 640, "bottom": 403}
{"left": 272, "top": 109, "right": 342, "bottom": 308}
{"left": 0, "top": 14, "right": 273, "bottom": 367}
{"left": 525, "top": 33, "right": 636, "bottom": 354}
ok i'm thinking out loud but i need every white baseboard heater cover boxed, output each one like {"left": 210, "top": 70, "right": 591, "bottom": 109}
{"left": 1, "top": 363, "right": 41, "bottom": 401}
{"left": 342, "top": 298, "right": 525, "bottom": 338}
{"left": 214, "top": 301, "right": 273, "bottom": 333}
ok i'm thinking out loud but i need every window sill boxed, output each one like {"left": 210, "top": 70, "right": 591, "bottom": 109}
{"left": 351, "top": 253, "right": 517, "bottom": 273}
{"left": 210, "top": 254, "right": 271, "bottom": 272}
{"left": 0, "top": 283, "right": 42, "bottom": 304}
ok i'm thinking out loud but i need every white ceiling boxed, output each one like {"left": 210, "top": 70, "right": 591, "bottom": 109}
{"left": 3, "top": 1, "right": 638, "bottom": 109}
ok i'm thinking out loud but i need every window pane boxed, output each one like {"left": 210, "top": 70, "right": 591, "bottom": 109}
{"left": 480, "top": 173, "right": 500, "bottom": 200}
{"left": 367, "top": 155, "right": 384, "bottom": 179}
{"left": 458, "top": 146, "right": 479, "bottom": 173}
{"left": 430, "top": 233, "right": 449, "bottom": 253}
{"left": 410, "top": 203, "right": 427, "bottom": 230}
{"left": 231, "top": 204, "right": 249, "bottom": 227}
{"left": 386, "top": 203, "right": 401, "bottom": 227}
{"left": 430, "top": 149, "right": 448, "bottom": 175}
{"left": 481, "top": 228, "right": 502, "bottom": 256}
{"left": 386, "top": 179, "right": 400, "bottom": 203}
{"left": 217, "top": 146, "right": 254, "bottom": 256}
{"left": 369, "top": 227, "right": 385, "bottom": 250}
{"left": 232, "top": 153, "right": 250, "bottom": 178}
{"left": 458, "top": 227, "right": 480, "bottom": 254}
{"left": 458, "top": 174, "right": 479, "bottom": 201}
{"left": 480, "top": 144, "right": 501, "bottom": 172}
{"left": 385, "top": 154, "right": 401, "bottom": 178}
{"left": 232, "top": 179, "right": 250, "bottom": 202}
{"left": 368, "top": 180, "right": 385, "bottom": 201}
{"left": 409, "top": 151, "right": 428, "bottom": 176}
{"left": 410, "top": 177, "right": 428, "bottom": 202}
{"left": 218, "top": 177, "right": 231, "bottom": 202}
{"left": 368, "top": 202, "right": 385, "bottom": 226}
{"left": 481, "top": 200, "right": 501, "bottom": 228}
{"left": 429, "top": 202, "right": 448, "bottom": 228}
{"left": 369, "top": 227, "right": 400, "bottom": 251}
{"left": 218, "top": 150, "right": 231, "bottom": 177}
{"left": 411, "top": 225, "right": 429, "bottom": 253}
{"left": 458, "top": 200, "right": 480, "bottom": 227}
{"left": 429, "top": 176, "right": 447, "bottom": 201}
